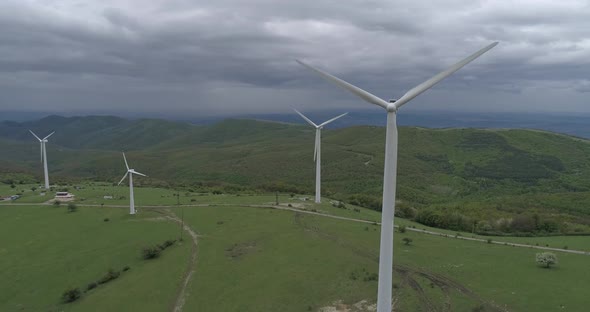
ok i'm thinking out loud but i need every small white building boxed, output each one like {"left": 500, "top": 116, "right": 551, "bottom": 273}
{"left": 55, "top": 192, "right": 74, "bottom": 199}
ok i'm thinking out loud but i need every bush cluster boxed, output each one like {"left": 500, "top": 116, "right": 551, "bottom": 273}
{"left": 61, "top": 288, "right": 81, "bottom": 303}
{"left": 142, "top": 239, "right": 177, "bottom": 260}
{"left": 97, "top": 269, "right": 121, "bottom": 284}
{"left": 142, "top": 246, "right": 161, "bottom": 260}
{"left": 61, "top": 265, "right": 131, "bottom": 304}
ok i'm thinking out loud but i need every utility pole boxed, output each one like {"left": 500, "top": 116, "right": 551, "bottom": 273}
{"left": 275, "top": 192, "right": 279, "bottom": 205}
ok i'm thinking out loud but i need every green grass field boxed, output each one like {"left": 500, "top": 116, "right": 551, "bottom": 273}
{"left": 2, "top": 186, "right": 590, "bottom": 311}
{"left": 0, "top": 205, "right": 190, "bottom": 312}
{"left": 171, "top": 205, "right": 590, "bottom": 311}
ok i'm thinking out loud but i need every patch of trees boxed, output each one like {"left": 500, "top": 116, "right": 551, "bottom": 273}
{"left": 414, "top": 153, "right": 454, "bottom": 173}
{"left": 410, "top": 209, "right": 562, "bottom": 235}
{"left": 259, "top": 182, "right": 309, "bottom": 195}
{"left": 347, "top": 194, "right": 381, "bottom": 211}
{"left": 414, "top": 209, "right": 474, "bottom": 233}
{"left": 61, "top": 266, "right": 130, "bottom": 304}
{"left": 141, "top": 239, "right": 177, "bottom": 260}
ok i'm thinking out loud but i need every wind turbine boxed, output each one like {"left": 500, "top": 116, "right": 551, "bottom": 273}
{"left": 294, "top": 109, "right": 348, "bottom": 203}
{"left": 296, "top": 42, "right": 498, "bottom": 312}
{"left": 29, "top": 130, "right": 54, "bottom": 189}
{"left": 117, "top": 152, "right": 147, "bottom": 215}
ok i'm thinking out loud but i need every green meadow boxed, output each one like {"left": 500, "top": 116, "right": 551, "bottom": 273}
{"left": 0, "top": 204, "right": 190, "bottom": 312}
{"left": 2, "top": 191, "right": 589, "bottom": 311}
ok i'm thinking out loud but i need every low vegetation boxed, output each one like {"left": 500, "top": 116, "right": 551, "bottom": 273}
{"left": 142, "top": 239, "right": 177, "bottom": 260}
{"left": 61, "top": 287, "right": 81, "bottom": 303}
{"left": 536, "top": 252, "right": 558, "bottom": 268}
{"left": 67, "top": 203, "right": 77, "bottom": 213}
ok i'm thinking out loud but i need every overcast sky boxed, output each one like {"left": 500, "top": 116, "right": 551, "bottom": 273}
{"left": 0, "top": 0, "right": 590, "bottom": 117}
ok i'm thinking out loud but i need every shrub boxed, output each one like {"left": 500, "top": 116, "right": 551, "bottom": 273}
{"left": 402, "top": 237, "right": 413, "bottom": 245}
{"left": 159, "top": 239, "right": 176, "bottom": 251}
{"left": 122, "top": 266, "right": 130, "bottom": 272}
{"left": 142, "top": 246, "right": 161, "bottom": 260}
{"left": 103, "top": 218, "right": 109, "bottom": 222}
{"left": 86, "top": 282, "right": 97, "bottom": 291}
{"left": 486, "top": 239, "right": 492, "bottom": 244}
{"left": 536, "top": 252, "right": 558, "bottom": 268}
{"left": 363, "top": 272, "right": 378, "bottom": 281}
{"left": 98, "top": 269, "right": 121, "bottom": 284}
{"left": 67, "top": 203, "right": 77, "bottom": 213}
{"left": 53, "top": 200, "right": 61, "bottom": 206}
{"left": 61, "top": 287, "right": 81, "bottom": 303}
{"left": 398, "top": 225, "right": 406, "bottom": 233}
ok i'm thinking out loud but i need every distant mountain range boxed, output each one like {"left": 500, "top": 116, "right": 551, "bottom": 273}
{"left": 4, "top": 110, "right": 590, "bottom": 139}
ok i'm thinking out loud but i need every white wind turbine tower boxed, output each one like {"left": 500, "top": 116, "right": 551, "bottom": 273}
{"left": 297, "top": 42, "right": 498, "bottom": 312}
{"left": 118, "top": 152, "right": 147, "bottom": 215}
{"left": 294, "top": 109, "right": 348, "bottom": 203}
{"left": 29, "top": 130, "right": 54, "bottom": 189}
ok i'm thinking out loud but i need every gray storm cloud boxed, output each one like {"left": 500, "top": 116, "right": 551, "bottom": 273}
{"left": 0, "top": 0, "right": 590, "bottom": 116}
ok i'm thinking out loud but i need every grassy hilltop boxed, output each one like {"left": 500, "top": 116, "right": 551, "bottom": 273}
{"left": 1, "top": 194, "right": 589, "bottom": 311}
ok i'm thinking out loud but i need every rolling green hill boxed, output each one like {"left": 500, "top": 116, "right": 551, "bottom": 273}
{"left": 3, "top": 116, "right": 590, "bottom": 234}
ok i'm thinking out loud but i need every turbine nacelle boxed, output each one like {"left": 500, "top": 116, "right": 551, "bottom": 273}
{"left": 293, "top": 109, "right": 348, "bottom": 162}
{"left": 118, "top": 153, "right": 147, "bottom": 185}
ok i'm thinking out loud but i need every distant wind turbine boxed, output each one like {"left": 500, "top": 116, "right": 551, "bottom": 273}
{"left": 296, "top": 42, "right": 498, "bottom": 312}
{"left": 294, "top": 109, "right": 348, "bottom": 203}
{"left": 117, "top": 152, "right": 147, "bottom": 215}
{"left": 29, "top": 130, "right": 54, "bottom": 189}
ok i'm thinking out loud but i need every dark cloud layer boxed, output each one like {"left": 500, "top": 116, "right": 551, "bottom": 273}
{"left": 0, "top": 0, "right": 590, "bottom": 117}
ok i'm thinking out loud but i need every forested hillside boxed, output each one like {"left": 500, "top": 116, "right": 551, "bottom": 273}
{"left": 3, "top": 115, "right": 590, "bottom": 234}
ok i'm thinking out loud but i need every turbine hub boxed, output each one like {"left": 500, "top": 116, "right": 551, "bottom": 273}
{"left": 386, "top": 103, "right": 397, "bottom": 113}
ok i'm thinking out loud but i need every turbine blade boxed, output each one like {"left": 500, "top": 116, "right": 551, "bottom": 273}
{"left": 293, "top": 109, "right": 318, "bottom": 128}
{"left": 122, "top": 152, "right": 129, "bottom": 170}
{"left": 319, "top": 112, "right": 348, "bottom": 127}
{"left": 117, "top": 172, "right": 129, "bottom": 186}
{"left": 296, "top": 59, "right": 389, "bottom": 109}
{"left": 29, "top": 130, "right": 42, "bottom": 141}
{"left": 394, "top": 42, "right": 498, "bottom": 109}
{"left": 132, "top": 171, "right": 147, "bottom": 177}
{"left": 43, "top": 131, "right": 55, "bottom": 140}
